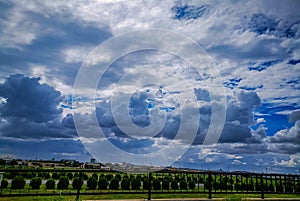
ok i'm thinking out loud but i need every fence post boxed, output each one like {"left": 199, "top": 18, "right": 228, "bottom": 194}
{"left": 260, "top": 173, "right": 264, "bottom": 199}
{"left": 208, "top": 173, "right": 212, "bottom": 199}
{"left": 76, "top": 171, "right": 82, "bottom": 201}
{"left": 148, "top": 172, "right": 152, "bottom": 200}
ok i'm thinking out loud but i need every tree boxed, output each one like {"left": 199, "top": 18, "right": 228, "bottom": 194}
{"left": 67, "top": 172, "right": 73, "bottom": 180}
{"left": 162, "top": 179, "right": 170, "bottom": 190}
{"left": 52, "top": 172, "right": 59, "bottom": 180}
{"left": 11, "top": 176, "right": 26, "bottom": 189}
{"left": 92, "top": 173, "right": 98, "bottom": 180}
{"left": 57, "top": 176, "right": 69, "bottom": 190}
{"left": 87, "top": 177, "right": 97, "bottom": 190}
{"left": 1, "top": 179, "right": 8, "bottom": 188}
{"left": 121, "top": 178, "right": 130, "bottom": 190}
{"left": 109, "top": 178, "right": 119, "bottom": 190}
{"left": 106, "top": 173, "right": 113, "bottom": 181}
{"left": 153, "top": 179, "right": 161, "bottom": 190}
{"left": 72, "top": 177, "right": 83, "bottom": 189}
{"left": 30, "top": 177, "right": 42, "bottom": 189}
{"left": 46, "top": 179, "right": 55, "bottom": 189}
{"left": 131, "top": 178, "right": 141, "bottom": 190}
{"left": 143, "top": 179, "right": 150, "bottom": 190}
{"left": 171, "top": 180, "right": 179, "bottom": 190}
{"left": 188, "top": 181, "right": 196, "bottom": 190}
{"left": 180, "top": 180, "right": 187, "bottom": 190}
{"left": 98, "top": 178, "right": 109, "bottom": 190}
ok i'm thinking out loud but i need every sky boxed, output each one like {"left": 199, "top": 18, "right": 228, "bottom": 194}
{"left": 0, "top": 0, "right": 299, "bottom": 174}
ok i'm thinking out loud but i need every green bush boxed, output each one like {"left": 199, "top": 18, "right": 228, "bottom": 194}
{"left": 87, "top": 177, "right": 97, "bottom": 190}
{"left": 180, "top": 180, "right": 187, "bottom": 190}
{"left": 52, "top": 172, "right": 59, "bottom": 180}
{"left": 72, "top": 177, "right": 83, "bottom": 189}
{"left": 57, "top": 176, "right": 69, "bottom": 189}
{"left": 115, "top": 174, "right": 121, "bottom": 181}
{"left": 1, "top": 179, "right": 8, "bottom": 188}
{"left": 106, "top": 173, "right": 113, "bottom": 181}
{"left": 143, "top": 179, "right": 150, "bottom": 190}
{"left": 11, "top": 176, "right": 26, "bottom": 189}
{"left": 171, "top": 180, "right": 179, "bottom": 190}
{"left": 92, "top": 173, "right": 98, "bottom": 180}
{"left": 153, "top": 179, "right": 161, "bottom": 190}
{"left": 82, "top": 173, "right": 88, "bottom": 180}
{"left": 109, "top": 177, "right": 119, "bottom": 190}
{"left": 121, "top": 178, "right": 130, "bottom": 190}
{"left": 98, "top": 178, "right": 108, "bottom": 190}
{"left": 67, "top": 173, "right": 73, "bottom": 180}
{"left": 162, "top": 179, "right": 170, "bottom": 190}
{"left": 131, "top": 178, "right": 141, "bottom": 190}
{"left": 30, "top": 177, "right": 42, "bottom": 189}
{"left": 46, "top": 179, "right": 55, "bottom": 189}
{"left": 188, "top": 181, "right": 196, "bottom": 190}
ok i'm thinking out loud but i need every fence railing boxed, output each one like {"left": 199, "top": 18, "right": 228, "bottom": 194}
{"left": 0, "top": 168, "right": 299, "bottom": 200}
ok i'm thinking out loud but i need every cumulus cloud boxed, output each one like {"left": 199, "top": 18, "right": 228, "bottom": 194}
{"left": 0, "top": 74, "right": 75, "bottom": 139}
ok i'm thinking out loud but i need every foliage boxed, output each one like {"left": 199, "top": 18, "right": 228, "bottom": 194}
{"left": 143, "top": 179, "right": 150, "bottom": 190}
{"left": 98, "top": 178, "right": 109, "bottom": 190}
{"left": 162, "top": 179, "right": 170, "bottom": 190}
{"left": 46, "top": 179, "right": 55, "bottom": 189}
{"left": 1, "top": 179, "right": 8, "bottom": 188}
{"left": 11, "top": 176, "right": 26, "bottom": 189}
{"left": 67, "top": 172, "right": 73, "bottom": 180}
{"left": 92, "top": 173, "right": 98, "bottom": 180}
{"left": 57, "top": 176, "right": 69, "bottom": 190}
{"left": 109, "top": 177, "right": 119, "bottom": 190}
{"left": 87, "top": 177, "right": 97, "bottom": 190}
{"left": 30, "top": 177, "right": 42, "bottom": 189}
{"left": 131, "top": 178, "right": 141, "bottom": 190}
{"left": 180, "top": 180, "right": 187, "bottom": 190}
{"left": 171, "top": 180, "right": 179, "bottom": 190}
{"left": 121, "top": 178, "right": 130, "bottom": 190}
{"left": 52, "top": 172, "right": 59, "bottom": 180}
{"left": 153, "top": 178, "right": 161, "bottom": 190}
{"left": 188, "top": 181, "right": 195, "bottom": 190}
{"left": 72, "top": 177, "right": 83, "bottom": 189}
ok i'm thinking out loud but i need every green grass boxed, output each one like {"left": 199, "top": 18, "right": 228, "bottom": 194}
{"left": 0, "top": 193, "right": 299, "bottom": 201}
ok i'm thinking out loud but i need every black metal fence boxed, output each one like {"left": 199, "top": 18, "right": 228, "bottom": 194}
{"left": 0, "top": 168, "right": 299, "bottom": 200}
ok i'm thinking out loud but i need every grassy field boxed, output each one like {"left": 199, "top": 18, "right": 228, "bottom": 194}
{"left": 0, "top": 193, "right": 300, "bottom": 201}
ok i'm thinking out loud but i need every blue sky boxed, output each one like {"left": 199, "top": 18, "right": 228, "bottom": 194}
{"left": 0, "top": 0, "right": 299, "bottom": 173}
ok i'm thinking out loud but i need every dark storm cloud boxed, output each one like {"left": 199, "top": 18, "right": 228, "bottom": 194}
{"left": 0, "top": 74, "right": 62, "bottom": 122}
{"left": 0, "top": 74, "right": 76, "bottom": 139}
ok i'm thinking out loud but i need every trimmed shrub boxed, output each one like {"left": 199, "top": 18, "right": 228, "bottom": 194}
{"left": 30, "top": 177, "right": 42, "bottom": 189}
{"left": 82, "top": 173, "right": 88, "bottom": 180}
{"left": 121, "top": 178, "right": 130, "bottom": 190}
{"left": 87, "top": 177, "right": 97, "bottom": 190}
{"left": 1, "top": 179, "right": 8, "bottom": 188}
{"left": 180, "top": 180, "right": 187, "bottom": 190}
{"left": 98, "top": 178, "right": 109, "bottom": 190}
{"left": 143, "top": 179, "right": 150, "bottom": 190}
{"left": 11, "top": 176, "right": 26, "bottom": 189}
{"left": 52, "top": 172, "right": 59, "bottom": 180}
{"left": 109, "top": 178, "right": 119, "bottom": 190}
{"left": 67, "top": 173, "right": 73, "bottom": 180}
{"left": 115, "top": 174, "right": 121, "bottom": 181}
{"left": 92, "top": 173, "right": 98, "bottom": 180}
{"left": 188, "top": 181, "right": 196, "bottom": 190}
{"left": 46, "top": 179, "right": 55, "bottom": 189}
{"left": 72, "top": 177, "right": 83, "bottom": 189}
{"left": 171, "top": 180, "right": 179, "bottom": 190}
{"left": 57, "top": 176, "right": 69, "bottom": 190}
{"left": 162, "top": 179, "right": 170, "bottom": 190}
{"left": 106, "top": 174, "right": 113, "bottom": 181}
{"left": 131, "top": 178, "right": 141, "bottom": 190}
{"left": 153, "top": 179, "right": 161, "bottom": 190}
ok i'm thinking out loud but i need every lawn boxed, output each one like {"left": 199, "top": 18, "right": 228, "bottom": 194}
{"left": 0, "top": 193, "right": 300, "bottom": 201}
